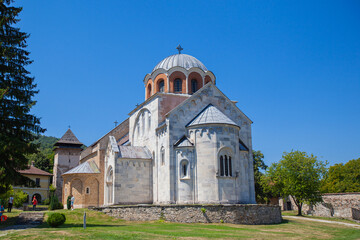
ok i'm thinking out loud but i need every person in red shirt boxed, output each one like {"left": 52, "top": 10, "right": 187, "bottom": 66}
{"left": 32, "top": 196, "right": 38, "bottom": 211}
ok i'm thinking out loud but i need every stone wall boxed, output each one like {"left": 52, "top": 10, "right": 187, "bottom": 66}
{"left": 92, "top": 204, "right": 282, "bottom": 225}
{"left": 304, "top": 192, "right": 360, "bottom": 220}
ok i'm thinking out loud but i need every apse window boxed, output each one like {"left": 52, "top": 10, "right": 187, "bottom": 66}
{"left": 219, "top": 155, "right": 233, "bottom": 177}
{"left": 174, "top": 78, "right": 182, "bottom": 92}
{"left": 86, "top": 187, "right": 90, "bottom": 194}
{"left": 180, "top": 160, "right": 190, "bottom": 179}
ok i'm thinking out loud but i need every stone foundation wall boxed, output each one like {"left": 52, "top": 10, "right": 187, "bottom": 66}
{"left": 92, "top": 204, "right": 282, "bottom": 225}
{"left": 304, "top": 192, "right": 360, "bottom": 220}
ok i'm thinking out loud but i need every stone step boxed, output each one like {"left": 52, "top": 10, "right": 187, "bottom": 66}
{"left": 16, "top": 212, "right": 44, "bottom": 225}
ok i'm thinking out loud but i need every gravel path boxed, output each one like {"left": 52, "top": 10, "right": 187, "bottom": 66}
{"left": 284, "top": 216, "right": 360, "bottom": 228}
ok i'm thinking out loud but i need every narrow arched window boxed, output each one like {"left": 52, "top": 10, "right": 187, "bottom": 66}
{"left": 147, "top": 84, "right": 152, "bottom": 98}
{"left": 161, "top": 147, "right": 165, "bottom": 166}
{"left": 158, "top": 80, "right": 164, "bottom": 93}
{"left": 229, "top": 156, "right": 232, "bottom": 177}
{"left": 225, "top": 155, "right": 228, "bottom": 176}
{"left": 141, "top": 114, "right": 145, "bottom": 136}
{"left": 220, "top": 156, "right": 224, "bottom": 176}
{"left": 148, "top": 112, "right": 151, "bottom": 131}
{"left": 180, "top": 160, "right": 189, "bottom": 179}
{"left": 191, "top": 79, "right": 198, "bottom": 93}
{"left": 174, "top": 78, "right": 182, "bottom": 92}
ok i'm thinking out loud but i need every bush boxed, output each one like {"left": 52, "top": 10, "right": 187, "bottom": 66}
{"left": 47, "top": 213, "right": 66, "bottom": 227}
{"left": 13, "top": 190, "right": 28, "bottom": 208}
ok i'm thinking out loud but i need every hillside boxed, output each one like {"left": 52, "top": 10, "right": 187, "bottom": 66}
{"left": 26, "top": 135, "right": 59, "bottom": 173}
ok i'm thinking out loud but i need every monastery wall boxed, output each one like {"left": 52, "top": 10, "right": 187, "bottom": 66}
{"left": 93, "top": 204, "right": 282, "bottom": 225}
{"left": 304, "top": 193, "right": 360, "bottom": 220}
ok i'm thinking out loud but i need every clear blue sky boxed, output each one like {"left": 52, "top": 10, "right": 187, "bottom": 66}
{"left": 17, "top": 0, "right": 359, "bottom": 167}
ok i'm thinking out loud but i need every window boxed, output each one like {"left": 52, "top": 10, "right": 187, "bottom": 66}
{"left": 147, "top": 84, "right": 152, "bottom": 98}
{"left": 174, "top": 78, "right": 182, "bottom": 92}
{"left": 191, "top": 79, "right": 198, "bottom": 93}
{"left": 36, "top": 178, "right": 40, "bottom": 187}
{"left": 161, "top": 147, "right": 165, "bottom": 166}
{"left": 86, "top": 187, "right": 90, "bottom": 194}
{"left": 141, "top": 114, "right": 145, "bottom": 135}
{"left": 219, "top": 151, "right": 233, "bottom": 177}
{"left": 148, "top": 113, "right": 151, "bottom": 131}
{"left": 180, "top": 160, "right": 189, "bottom": 179}
{"left": 158, "top": 80, "right": 164, "bottom": 92}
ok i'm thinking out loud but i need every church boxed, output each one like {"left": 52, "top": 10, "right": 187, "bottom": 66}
{"left": 53, "top": 47, "right": 256, "bottom": 208}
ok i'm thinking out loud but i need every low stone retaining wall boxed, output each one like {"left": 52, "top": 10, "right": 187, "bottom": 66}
{"left": 305, "top": 192, "right": 360, "bottom": 220}
{"left": 92, "top": 204, "right": 282, "bottom": 225}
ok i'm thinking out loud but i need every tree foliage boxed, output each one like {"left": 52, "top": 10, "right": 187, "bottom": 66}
{"left": 321, "top": 158, "right": 360, "bottom": 193}
{"left": 264, "top": 150, "right": 327, "bottom": 215}
{"left": 253, "top": 150, "right": 271, "bottom": 203}
{"left": 26, "top": 135, "right": 58, "bottom": 173}
{"left": 0, "top": 0, "right": 44, "bottom": 194}
{"left": 0, "top": 186, "right": 27, "bottom": 208}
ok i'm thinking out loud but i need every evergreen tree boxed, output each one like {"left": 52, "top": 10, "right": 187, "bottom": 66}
{"left": 0, "top": 0, "right": 44, "bottom": 194}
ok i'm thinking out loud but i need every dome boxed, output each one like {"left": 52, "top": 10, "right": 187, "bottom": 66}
{"left": 152, "top": 54, "right": 208, "bottom": 73}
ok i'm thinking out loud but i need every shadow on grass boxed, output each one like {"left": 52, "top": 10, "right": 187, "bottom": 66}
{"left": 281, "top": 219, "right": 289, "bottom": 224}
{"left": 0, "top": 216, "right": 20, "bottom": 230}
{"left": 36, "top": 223, "right": 129, "bottom": 229}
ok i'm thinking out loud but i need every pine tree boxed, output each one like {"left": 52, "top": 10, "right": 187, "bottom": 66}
{"left": 0, "top": 0, "right": 44, "bottom": 194}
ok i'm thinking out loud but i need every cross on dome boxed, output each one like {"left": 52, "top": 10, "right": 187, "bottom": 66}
{"left": 176, "top": 44, "right": 183, "bottom": 54}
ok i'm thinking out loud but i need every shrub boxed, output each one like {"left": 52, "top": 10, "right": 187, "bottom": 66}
{"left": 13, "top": 190, "right": 28, "bottom": 208}
{"left": 47, "top": 213, "right": 66, "bottom": 227}
{"left": 49, "top": 194, "right": 63, "bottom": 210}
{"left": 201, "top": 208, "right": 206, "bottom": 213}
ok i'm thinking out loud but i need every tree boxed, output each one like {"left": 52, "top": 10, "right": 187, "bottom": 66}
{"left": 265, "top": 150, "right": 327, "bottom": 216}
{"left": 253, "top": 150, "right": 269, "bottom": 203}
{"left": 0, "top": 0, "right": 44, "bottom": 194}
{"left": 321, "top": 158, "right": 360, "bottom": 193}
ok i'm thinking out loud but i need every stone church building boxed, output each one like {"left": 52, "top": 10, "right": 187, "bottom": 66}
{"left": 54, "top": 50, "right": 256, "bottom": 208}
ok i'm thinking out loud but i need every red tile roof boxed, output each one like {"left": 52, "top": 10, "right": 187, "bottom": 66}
{"left": 18, "top": 166, "right": 52, "bottom": 176}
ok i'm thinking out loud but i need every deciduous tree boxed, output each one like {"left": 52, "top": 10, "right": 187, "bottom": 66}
{"left": 265, "top": 150, "right": 327, "bottom": 215}
{"left": 321, "top": 158, "right": 360, "bottom": 193}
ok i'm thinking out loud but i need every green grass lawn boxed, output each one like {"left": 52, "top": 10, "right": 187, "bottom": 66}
{"left": 1, "top": 209, "right": 359, "bottom": 239}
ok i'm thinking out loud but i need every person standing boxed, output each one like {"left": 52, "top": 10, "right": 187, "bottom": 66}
{"left": 71, "top": 195, "right": 75, "bottom": 211}
{"left": 8, "top": 195, "right": 14, "bottom": 213}
{"left": 32, "top": 196, "right": 37, "bottom": 211}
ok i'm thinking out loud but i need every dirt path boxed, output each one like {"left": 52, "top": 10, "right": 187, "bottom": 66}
{"left": 284, "top": 216, "right": 360, "bottom": 228}
{"left": 0, "top": 212, "right": 44, "bottom": 237}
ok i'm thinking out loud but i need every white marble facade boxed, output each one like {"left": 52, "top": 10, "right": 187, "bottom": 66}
{"left": 103, "top": 53, "right": 256, "bottom": 205}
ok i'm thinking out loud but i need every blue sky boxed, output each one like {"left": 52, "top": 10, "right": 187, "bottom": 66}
{"left": 17, "top": 0, "right": 359, "bottom": 167}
